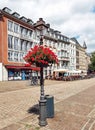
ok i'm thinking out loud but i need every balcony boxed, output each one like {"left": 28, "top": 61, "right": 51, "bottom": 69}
{"left": 20, "top": 33, "right": 33, "bottom": 41}
{"left": 44, "top": 34, "right": 58, "bottom": 42}
{"left": 61, "top": 47, "right": 67, "bottom": 51}
{"left": 59, "top": 56, "right": 69, "bottom": 61}
{"left": 57, "top": 66, "right": 69, "bottom": 70}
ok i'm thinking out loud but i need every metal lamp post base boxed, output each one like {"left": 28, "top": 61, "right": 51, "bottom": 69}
{"left": 39, "top": 99, "right": 47, "bottom": 126}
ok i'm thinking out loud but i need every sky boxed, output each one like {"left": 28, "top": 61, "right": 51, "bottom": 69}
{"left": 0, "top": 0, "right": 95, "bottom": 53}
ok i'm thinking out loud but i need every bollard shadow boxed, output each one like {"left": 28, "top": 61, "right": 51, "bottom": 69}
{"left": 27, "top": 104, "right": 39, "bottom": 115}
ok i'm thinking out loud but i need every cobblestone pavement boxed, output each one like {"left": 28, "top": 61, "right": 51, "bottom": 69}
{"left": 0, "top": 78, "right": 95, "bottom": 130}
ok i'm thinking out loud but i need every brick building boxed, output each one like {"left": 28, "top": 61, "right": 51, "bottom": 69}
{"left": 0, "top": 7, "right": 40, "bottom": 81}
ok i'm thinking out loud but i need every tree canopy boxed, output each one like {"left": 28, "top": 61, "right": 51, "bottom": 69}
{"left": 88, "top": 51, "right": 95, "bottom": 71}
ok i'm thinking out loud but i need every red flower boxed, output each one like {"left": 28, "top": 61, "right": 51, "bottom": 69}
{"left": 23, "top": 45, "right": 59, "bottom": 67}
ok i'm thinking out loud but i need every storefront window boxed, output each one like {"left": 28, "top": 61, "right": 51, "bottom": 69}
{"left": 8, "top": 69, "right": 31, "bottom": 80}
{"left": 8, "top": 70, "right": 14, "bottom": 80}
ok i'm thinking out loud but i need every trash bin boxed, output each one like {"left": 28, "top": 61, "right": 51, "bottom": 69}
{"left": 45, "top": 95, "right": 54, "bottom": 118}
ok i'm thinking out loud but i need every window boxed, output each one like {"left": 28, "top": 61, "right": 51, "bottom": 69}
{"left": 14, "top": 37, "right": 19, "bottom": 50}
{"left": 58, "top": 35, "right": 60, "bottom": 39}
{"left": 26, "top": 42, "right": 30, "bottom": 51}
{"left": 20, "top": 40, "right": 23, "bottom": 51}
{"left": 27, "top": 30, "right": 30, "bottom": 36}
{"left": 46, "top": 40, "right": 49, "bottom": 46}
{"left": 24, "top": 41, "right": 27, "bottom": 51}
{"left": 20, "top": 40, "right": 26, "bottom": 51}
{"left": 20, "top": 26, "right": 28, "bottom": 36}
{"left": 61, "top": 43, "right": 63, "bottom": 48}
{"left": 20, "top": 53, "right": 24, "bottom": 62}
{"left": 49, "top": 41, "right": 51, "bottom": 47}
{"left": 20, "top": 26, "right": 23, "bottom": 34}
{"left": 57, "top": 43, "right": 59, "bottom": 48}
{"left": 22, "top": 28, "right": 26, "bottom": 35}
{"left": 23, "top": 41, "right": 26, "bottom": 51}
{"left": 58, "top": 51, "right": 60, "bottom": 57}
{"left": 14, "top": 52, "right": 18, "bottom": 61}
{"left": 14, "top": 23, "right": 19, "bottom": 33}
{"left": 8, "top": 51, "right": 13, "bottom": 61}
{"left": 28, "top": 30, "right": 32, "bottom": 37}
{"left": 64, "top": 37, "right": 67, "bottom": 42}
{"left": 30, "top": 42, "right": 33, "bottom": 48}
{"left": 64, "top": 44, "right": 66, "bottom": 48}
{"left": 20, "top": 52, "right": 26, "bottom": 62}
{"left": 26, "top": 42, "right": 31, "bottom": 51}
{"left": 8, "top": 20, "right": 13, "bottom": 31}
{"left": 8, "top": 35, "right": 13, "bottom": 49}
{"left": 61, "top": 50, "right": 64, "bottom": 56}
{"left": 33, "top": 31, "right": 36, "bottom": 39}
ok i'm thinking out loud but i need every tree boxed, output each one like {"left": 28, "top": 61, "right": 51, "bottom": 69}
{"left": 88, "top": 51, "right": 95, "bottom": 72}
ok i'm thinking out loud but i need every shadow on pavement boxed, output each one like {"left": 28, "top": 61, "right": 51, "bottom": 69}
{"left": 27, "top": 104, "right": 39, "bottom": 115}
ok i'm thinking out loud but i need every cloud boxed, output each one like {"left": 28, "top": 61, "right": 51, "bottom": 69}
{"left": 0, "top": 0, "right": 95, "bottom": 53}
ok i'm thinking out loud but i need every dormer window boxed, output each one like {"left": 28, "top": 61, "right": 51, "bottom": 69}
{"left": 2, "top": 7, "right": 12, "bottom": 14}
{"left": 27, "top": 19, "right": 34, "bottom": 25}
{"left": 12, "top": 12, "right": 20, "bottom": 18}
{"left": 20, "top": 16, "right": 27, "bottom": 22}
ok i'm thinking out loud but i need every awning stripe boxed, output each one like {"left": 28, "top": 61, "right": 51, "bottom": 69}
{"left": 5, "top": 65, "right": 40, "bottom": 71}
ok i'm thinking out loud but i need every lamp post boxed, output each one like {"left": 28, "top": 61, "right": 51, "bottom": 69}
{"left": 39, "top": 32, "right": 47, "bottom": 126}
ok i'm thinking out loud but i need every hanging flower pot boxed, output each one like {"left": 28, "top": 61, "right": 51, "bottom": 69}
{"left": 24, "top": 45, "right": 58, "bottom": 68}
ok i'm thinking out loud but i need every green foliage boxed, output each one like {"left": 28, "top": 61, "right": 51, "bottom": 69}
{"left": 89, "top": 51, "right": 95, "bottom": 71}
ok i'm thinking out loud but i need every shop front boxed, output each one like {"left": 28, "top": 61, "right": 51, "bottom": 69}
{"left": 6, "top": 65, "right": 40, "bottom": 81}
{"left": 53, "top": 69, "right": 68, "bottom": 78}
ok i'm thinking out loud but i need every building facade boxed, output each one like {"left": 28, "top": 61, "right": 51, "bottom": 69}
{"left": 34, "top": 18, "right": 70, "bottom": 77}
{"left": 69, "top": 39, "right": 76, "bottom": 71}
{"left": 0, "top": 7, "right": 40, "bottom": 81}
{"left": 0, "top": 7, "right": 89, "bottom": 81}
{"left": 72, "top": 38, "right": 88, "bottom": 75}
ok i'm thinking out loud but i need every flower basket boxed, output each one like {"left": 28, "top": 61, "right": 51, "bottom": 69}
{"left": 24, "top": 45, "right": 58, "bottom": 68}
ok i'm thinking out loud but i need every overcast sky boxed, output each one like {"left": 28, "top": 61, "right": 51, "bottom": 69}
{"left": 0, "top": 0, "right": 95, "bottom": 53}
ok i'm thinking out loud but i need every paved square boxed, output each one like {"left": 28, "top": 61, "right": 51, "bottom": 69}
{"left": 0, "top": 78, "right": 95, "bottom": 130}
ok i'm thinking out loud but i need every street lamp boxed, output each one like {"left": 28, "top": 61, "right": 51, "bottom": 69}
{"left": 39, "top": 29, "right": 47, "bottom": 126}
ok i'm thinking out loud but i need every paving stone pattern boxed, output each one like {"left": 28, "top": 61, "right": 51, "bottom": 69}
{"left": 0, "top": 78, "right": 95, "bottom": 130}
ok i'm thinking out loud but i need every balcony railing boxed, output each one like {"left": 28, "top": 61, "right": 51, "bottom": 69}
{"left": 57, "top": 66, "right": 69, "bottom": 69}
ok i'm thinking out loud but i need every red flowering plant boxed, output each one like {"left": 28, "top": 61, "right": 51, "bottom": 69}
{"left": 24, "top": 45, "right": 58, "bottom": 67}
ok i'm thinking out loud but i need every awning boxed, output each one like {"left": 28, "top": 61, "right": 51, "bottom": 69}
{"left": 6, "top": 65, "right": 40, "bottom": 71}
{"left": 68, "top": 70, "right": 82, "bottom": 73}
